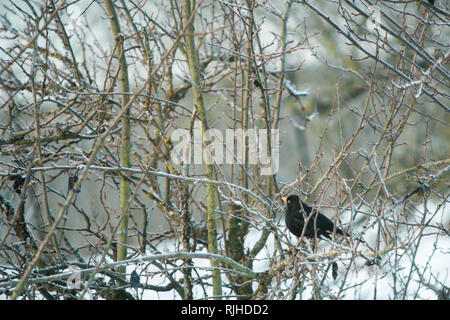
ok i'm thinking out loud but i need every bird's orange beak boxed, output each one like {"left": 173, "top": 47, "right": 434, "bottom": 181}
{"left": 281, "top": 196, "right": 287, "bottom": 203}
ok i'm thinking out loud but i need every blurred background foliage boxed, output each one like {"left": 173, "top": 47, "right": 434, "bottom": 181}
{"left": 0, "top": 0, "right": 448, "bottom": 299}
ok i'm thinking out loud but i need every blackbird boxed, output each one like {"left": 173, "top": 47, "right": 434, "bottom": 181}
{"left": 282, "top": 194, "right": 354, "bottom": 241}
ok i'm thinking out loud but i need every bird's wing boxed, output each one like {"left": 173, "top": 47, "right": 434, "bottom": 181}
{"left": 315, "top": 211, "right": 346, "bottom": 236}
{"left": 299, "top": 202, "right": 313, "bottom": 216}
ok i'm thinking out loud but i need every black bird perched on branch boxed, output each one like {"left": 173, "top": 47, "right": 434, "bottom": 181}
{"left": 282, "top": 194, "right": 363, "bottom": 242}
